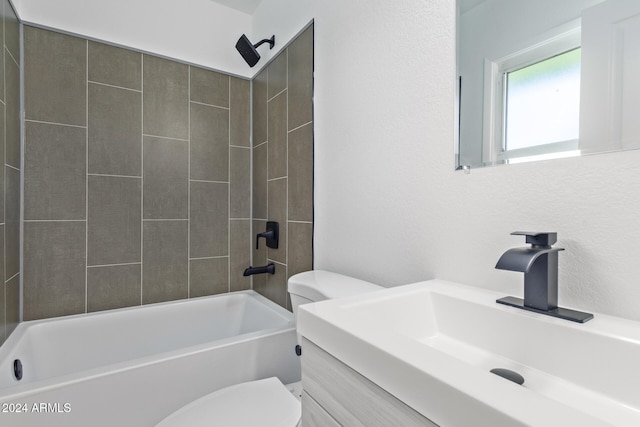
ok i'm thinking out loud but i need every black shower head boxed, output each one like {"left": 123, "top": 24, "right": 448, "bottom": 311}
{"left": 235, "top": 34, "right": 275, "bottom": 67}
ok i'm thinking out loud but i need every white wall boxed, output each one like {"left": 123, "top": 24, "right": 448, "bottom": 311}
{"left": 11, "top": 0, "right": 255, "bottom": 77}
{"left": 11, "top": 0, "right": 316, "bottom": 78}
{"left": 309, "top": 0, "right": 640, "bottom": 322}
{"left": 11, "top": 0, "right": 640, "bottom": 321}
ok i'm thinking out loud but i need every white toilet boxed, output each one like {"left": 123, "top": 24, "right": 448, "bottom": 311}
{"left": 156, "top": 270, "right": 382, "bottom": 427}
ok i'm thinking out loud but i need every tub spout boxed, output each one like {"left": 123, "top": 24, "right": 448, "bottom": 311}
{"left": 243, "top": 263, "right": 275, "bottom": 276}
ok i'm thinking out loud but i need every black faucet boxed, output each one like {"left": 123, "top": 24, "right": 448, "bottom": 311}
{"left": 243, "top": 263, "right": 275, "bottom": 276}
{"left": 495, "top": 232, "right": 593, "bottom": 323}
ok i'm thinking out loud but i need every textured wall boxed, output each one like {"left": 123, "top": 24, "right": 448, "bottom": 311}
{"left": 252, "top": 25, "right": 314, "bottom": 308}
{"left": 22, "top": 26, "right": 252, "bottom": 320}
{"left": 312, "top": 0, "right": 640, "bottom": 321}
{"left": 0, "top": 0, "right": 20, "bottom": 345}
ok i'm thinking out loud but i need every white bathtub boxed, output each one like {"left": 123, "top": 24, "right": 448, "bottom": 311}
{"left": 0, "top": 290, "right": 300, "bottom": 426}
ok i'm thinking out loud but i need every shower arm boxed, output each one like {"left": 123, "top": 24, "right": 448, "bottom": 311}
{"left": 253, "top": 36, "right": 275, "bottom": 50}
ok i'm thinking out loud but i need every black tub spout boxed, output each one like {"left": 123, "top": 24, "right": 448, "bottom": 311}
{"left": 243, "top": 263, "right": 275, "bottom": 276}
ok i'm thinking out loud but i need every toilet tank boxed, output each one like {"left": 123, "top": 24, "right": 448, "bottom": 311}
{"left": 287, "top": 270, "right": 382, "bottom": 318}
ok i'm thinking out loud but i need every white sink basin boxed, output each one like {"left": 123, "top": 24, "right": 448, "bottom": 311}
{"left": 297, "top": 279, "right": 640, "bottom": 426}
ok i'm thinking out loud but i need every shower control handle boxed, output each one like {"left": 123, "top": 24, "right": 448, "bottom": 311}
{"left": 256, "top": 221, "right": 279, "bottom": 250}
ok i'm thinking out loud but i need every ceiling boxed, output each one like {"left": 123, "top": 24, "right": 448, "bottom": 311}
{"left": 209, "top": 0, "right": 263, "bottom": 14}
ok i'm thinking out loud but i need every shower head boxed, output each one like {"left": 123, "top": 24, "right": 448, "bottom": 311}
{"left": 235, "top": 34, "right": 275, "bottom": 67}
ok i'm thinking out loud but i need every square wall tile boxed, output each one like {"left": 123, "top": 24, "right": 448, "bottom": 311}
{"left": 253, "top": 68, "right": 268, "bottom": 145}
{"left": 230, "top": 147, "right": 250, "bottom": 218}
{"left": 189, "top": 258, "right": 229, "bottom": 297}
{"left": 24, "top": 121, "right": 86, "bottom": 220}
{"left": 190, "top": 67, "right": 229, "bottom": 107}
{"left": 288, "top": 123, "right": 314, "bottom": 222}
{"left": 88, "top": 175, "right": 142, "bottom": 266}
{"left": 230, "top": 220, "right": 251, "bottom": 292}
{"left": 142, "top": 220, "right": 188, "bottom": 304}
{"left": 190, "top": 103, "right": 229, "bottom": 182}
{"left": 268, "top": 92, "right": 287, "bottom": 180}
{"left": 87, "top": 264, "right": 141, "bottom": 312}
{"left": 88, "top": 83, "right": 142, "bottom": 176}
{"left": 23, "top": 221, "right": 86, "bottom": 320}
{"left": 24, "top": 26, "right": 86, "bottom": 126}
{"left": 143, "top": 136, "right": 188, "bottom": 219}
{"left": 88, "top": 41, "right": 142, "bottom": 90}
{"left": 230, "top": 77, "right": 250, "bottom": 148}
{"left": 143, "top": 55, "right": 189, "bottom": 140}
{"left": 190, "top": 181, "right": 228, "bottom": 258}
{"left": 288, "top": 25, "right": 314, "bottom": 131}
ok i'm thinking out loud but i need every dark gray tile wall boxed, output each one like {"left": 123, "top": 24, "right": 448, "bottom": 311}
{"left": 1, "top": 0, "right": 21, "bottom": 345}
{"left": 18, "top": 23, "right": 313, "bottom": 323}
{"left": 253, "top": 25, "right": 314, "bottom": 309}
{"left": 23, "top": 26, "right": 252, "bottom": 320}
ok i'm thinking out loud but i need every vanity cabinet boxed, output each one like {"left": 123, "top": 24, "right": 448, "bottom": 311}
{"left": 300, "top": 338, "right": 437, "bottom": 427}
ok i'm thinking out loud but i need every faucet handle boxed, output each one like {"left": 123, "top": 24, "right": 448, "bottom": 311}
{"left": 511, "top": 231, "right": 557, "bottom": 247}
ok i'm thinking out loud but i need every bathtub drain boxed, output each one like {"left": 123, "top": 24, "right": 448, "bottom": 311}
{"left": 13, "top": 359, "right": 23, "bottom": 381}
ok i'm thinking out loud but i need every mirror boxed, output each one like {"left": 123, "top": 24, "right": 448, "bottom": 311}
{"left": 456, "top": 0, "right": 640, "bottom": 169}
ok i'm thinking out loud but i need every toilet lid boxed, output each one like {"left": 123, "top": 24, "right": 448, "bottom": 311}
{"left": 156, "top": 377, "right": 301, "bottom": 427}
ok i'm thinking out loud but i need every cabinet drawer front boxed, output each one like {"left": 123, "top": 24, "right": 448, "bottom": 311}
{"left": 302, "top": 391, "right": 341, "bottom": 427}
{"left": 301, "top": 339, "right": 437, "bottom": 427}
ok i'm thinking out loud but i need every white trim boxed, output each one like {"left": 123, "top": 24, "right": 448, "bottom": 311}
{"left": 482, "top": 23, "right": 582, "bottom": 164}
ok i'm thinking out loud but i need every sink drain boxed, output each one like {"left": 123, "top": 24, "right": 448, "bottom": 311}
{"left": 490, "top": 368, "right": 524, "bottom": 385}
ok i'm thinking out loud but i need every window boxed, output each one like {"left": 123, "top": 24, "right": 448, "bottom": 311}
{"left": 483, "top": 27, "right": 582, "bottom": 163}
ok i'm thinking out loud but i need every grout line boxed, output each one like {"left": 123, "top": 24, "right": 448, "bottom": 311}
{"left": 143, "top": 218, "right": 188, "bottom": 222}
{"left": 140, "top": 52, "right": 145, "bottom": 306}
{"left": 87, "top": 261, "right": 142, "bottom": 268}
{"left": 190, "top": 99, "right": 229, "bottom": 111}
{"left": 285, "top": 47, "right": 289, "bottom": 306}
{"left": 85, "top": 39, "right": 89, "bottom": 313}
{"left": 88, "top": 173, "right": 142, "bottom": 179}
{"left": 254, "top": 140, "right": 267, "bottom": 149}
{"left": 190, "top": 255, "right": 229, "bottom": 261}
{"left": 288, "top": 220, "right": 313, "bottom": 224}
{"left": 187, "top": 65, "right": 191, "bottom": 298}
{"left": 88, "top": 80, "right": 141, "bottom": 93}
{"left": 268, "top": 87, "right": 287, "bottom": 103}
{"left": 227, "top": 74, "right": 231, "bottom": 293}
{"left": 267, "top": 176, "right": 287, "bottom": 182}
{"left": 5, "top": 45, "right": 19, "bottom": 68}
{"left": 288, "top": 120, "right": 313, "bottom": 134}
{"left": 6, "top": 272, "right": 19, "bottom": 284}
{"left": 230, "top": 144, "right": 250, "bottom": 149}
{"left": 142, "top": 133, "right": 188, "bottom": 142}
{"left": 190, "top": 178, "right": 228, "bottom": 184}
{"left": 24, "top": 219, "right": 86, "bottom": 222}
{"left": 24, "top": 118, "right": 87, "bottom": 129}
{"left": 6, "top": 164, "right": 19, "bottom": 172}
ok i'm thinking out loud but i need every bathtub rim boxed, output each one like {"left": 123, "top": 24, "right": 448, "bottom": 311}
{"left": 0, "top": 290, "right": 296, "bottom": 399}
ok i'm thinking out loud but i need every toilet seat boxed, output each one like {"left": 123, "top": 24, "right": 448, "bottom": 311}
{"left": 156, "top": 377, "right": 301, "bottom": 427}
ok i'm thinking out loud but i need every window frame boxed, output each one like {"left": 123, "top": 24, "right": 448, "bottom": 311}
{"left": 482, "top": 25, "right": 582, "bottom": 164}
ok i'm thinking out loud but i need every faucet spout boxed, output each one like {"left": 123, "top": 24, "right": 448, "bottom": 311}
{"left": 495, "top": 231, "right": 593, "bottom": 323}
